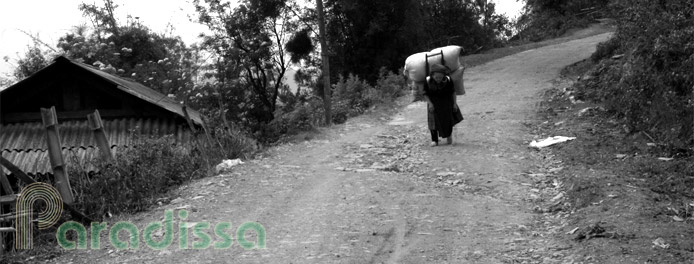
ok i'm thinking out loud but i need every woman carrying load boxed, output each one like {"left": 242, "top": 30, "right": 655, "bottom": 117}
{"left": 423, "top": 63, "right": 463, "bottom": 146}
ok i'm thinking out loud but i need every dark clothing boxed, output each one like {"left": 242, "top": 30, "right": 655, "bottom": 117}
{"left": 430, "top": 129, "right": 439, "bottom": 142}
{"left": 424, "top": 76, "right": 463, "bottom": 139}
{"left": 426, "top": 103, "right": 436, "bottom": 131}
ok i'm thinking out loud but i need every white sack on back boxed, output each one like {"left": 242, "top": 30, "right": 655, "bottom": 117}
{"left": 403, "top": 51, "right": 429, "bottom": 82}
{"left": 449, "top": 66, "right": 466, "bottom": 95}
{"left": 429, "top": 45, "right": 463, "bottom": 71}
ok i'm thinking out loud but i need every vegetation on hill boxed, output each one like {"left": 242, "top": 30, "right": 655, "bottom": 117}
{"left": 577, "top": 0, "right": 693, "bottom": 152}
{"left": 515, "top": 0, "right": 610, "bottom": 41}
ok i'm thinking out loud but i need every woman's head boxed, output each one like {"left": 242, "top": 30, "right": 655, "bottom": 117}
{"left": 432, "top": 72, "right": 445, "bottom": 82}
{"left": 429, "top": 64, "right": 449, "bottom": 83}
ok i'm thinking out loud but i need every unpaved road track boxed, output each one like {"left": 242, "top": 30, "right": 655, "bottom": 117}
{"left": 52, "top": 33, "right": 611, "bottom": 264}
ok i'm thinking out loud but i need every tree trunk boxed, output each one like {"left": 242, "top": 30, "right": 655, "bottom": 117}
{"left": 316, "top": 0, "right": 332, "bottom": 126}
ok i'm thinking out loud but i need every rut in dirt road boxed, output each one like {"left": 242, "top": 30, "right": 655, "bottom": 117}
{"left": 51, "top": 33, "right": 612, "bottom": 264}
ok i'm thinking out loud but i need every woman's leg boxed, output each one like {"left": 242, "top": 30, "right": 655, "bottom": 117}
{"left": 430, "top": 130, "right": 439, "bottom": 146}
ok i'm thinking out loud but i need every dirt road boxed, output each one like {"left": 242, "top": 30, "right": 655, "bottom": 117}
{"left": 51, "top": 32, "right": 612, "bottom": 264}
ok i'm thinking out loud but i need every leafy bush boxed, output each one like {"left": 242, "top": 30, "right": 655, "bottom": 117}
{"left": 67, "top": 123, "right": 258, "bottom": 219}
{"left": 333, "top": 74, "right": 373, "bottom": 111}
{"left": 69, "top": 136, "right": 205, "bottom": 218}
{"left": 286, "top": 99, "right": 324, "bottom": 131}
{"left": 262, "top": 101, "right": 324, "bottom": 140}
{"left": 330, "top": 100, "right": 351, "bottom": 124}
{"left": 329, "top": 74, "right": 373, "bottom": 124}
{"left": 578, "top": 0, "right": 694, "bottom": 150}
{"left": 240, "top": 67, "right": 408, "bottom": 138}
{"left": 330, "top": 68, "right": 408, "bottom": 124}
{"left": 374, "top": 67, "right": 408, "bottom": 102}
{"left": 590, "top": 36, "right": 620, "bottom": 62}
{"left": 205, "top": 123, "right": 259, "bottom": 160}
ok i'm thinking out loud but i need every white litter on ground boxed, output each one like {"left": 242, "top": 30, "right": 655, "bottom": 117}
{"left": 529, "top": 136, "right": 576, "bottom": 149}
{"left": 215, "top": 159, "right": 245, "bottom": 174}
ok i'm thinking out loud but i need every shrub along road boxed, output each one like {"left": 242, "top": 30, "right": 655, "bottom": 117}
{"left": 50, "top": 32, "right": 612, "bottom": 264}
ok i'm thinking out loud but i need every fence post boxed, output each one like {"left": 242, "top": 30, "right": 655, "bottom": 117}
{"left": 0, "top": 203, "right": 4, "bottom": 255}
{"left": 87, "top": 110, "right": 113, "bottom": 162}
{"left": 0, "top": 163, "right": 13, "bottom": 255}
{"left": 41, "top": 107, "right": 74, "bottom": 204}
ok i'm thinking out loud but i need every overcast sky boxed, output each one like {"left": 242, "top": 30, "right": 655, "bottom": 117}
{"left": 0, "top": 0, "right": 208, "bottom": 78}
{"left": 0, "top": 0, "right": 524, "bottom": 78}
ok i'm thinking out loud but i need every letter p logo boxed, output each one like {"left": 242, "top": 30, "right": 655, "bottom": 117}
{"left": 15, "top": 182, "right": 63, "bottom": 249}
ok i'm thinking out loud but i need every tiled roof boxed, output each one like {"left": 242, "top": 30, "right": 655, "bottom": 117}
{"left": 1, "top": 147, "right": 120, "bottom": 175}
{"left": 1, "top": 118, "right": 193, "bottom": 175}
{"left": 1, "top": 118, "right": 191, "bottom": 151}
{"left": 65, "top": 57, "right": 204, "bottom": 126}
{"left": 1, "top": 56, "right": 203, "bottom": 125}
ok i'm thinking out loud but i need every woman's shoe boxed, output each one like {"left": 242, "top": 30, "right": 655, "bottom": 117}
{"left": 446, "top": 137, "right": 453, "bottom": 145}
{"left": 430, "top": 141, "right": 438, "bottom": 147}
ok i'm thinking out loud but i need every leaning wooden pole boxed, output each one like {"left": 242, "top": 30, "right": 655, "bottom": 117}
{"left": 41, "top": 107, "right": 74, "bottom": 204}
{"left": 87, "top": 110, "right": 113, "bottom": 162}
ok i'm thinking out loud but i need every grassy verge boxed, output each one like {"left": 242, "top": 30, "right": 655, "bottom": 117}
{"left": 531, "top": 59, "right": 694, "bottom": 263}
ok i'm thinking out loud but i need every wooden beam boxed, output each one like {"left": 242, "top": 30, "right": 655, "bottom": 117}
{"left": 41, "top": 107, "right": 74, "bottom": 204}
{"left": 0, "top": 213, "right": 35, "bottom": 223}
{"left": 0, "top": 167, "right": 12, "bottom": 195}
{"left": 0, "top": 195, "right": 17, "bottom": 205}
{"left": 181, "top": 106, "right": 197, "bottom": 133}
{"left": 0, "top": 158, "right": 33, "bottom": 185}
{"left": 0, "top": 156, "right": 93, "bottom": 223}
{"left": 87, "top": 110, "right": 113, "bottom": 162}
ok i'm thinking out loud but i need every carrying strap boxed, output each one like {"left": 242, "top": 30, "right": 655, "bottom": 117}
{"left": 424, "top": 50, "right": 446, "bottom": 77}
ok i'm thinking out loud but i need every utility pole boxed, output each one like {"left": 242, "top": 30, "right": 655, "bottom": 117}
{"left": 316, "top": 0, "right": 331, "bottom": 126}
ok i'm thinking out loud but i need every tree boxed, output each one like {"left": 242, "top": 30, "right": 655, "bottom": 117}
{"left": 56, "top": 1, "right": 200, "bottom": 96}
{"left": 9, "top": 0, "right": 200, "bottom": 98}
{"left": 418, "top": 0, "right": 502, "bottom": 50}
{"left": 315, "top": 0, "right": 331, "bottom": 125}
{"left": 322, "top": 0, "right": 508, "bottom": 83}
{"left": 12, "top": 43, "right": 51, "bottom": 80}
{"left": 474, "top": 1, "right": 512, "bottom": 39}
{"left": 0, "top": 72, "right": 13, "bottom": 90}
{"left": 323, "top": 0, "right": 420, "bottom": 82}
{"left": 193, "top": 0, "right": 300, "bottom": 124}
{"left": 6, "top": 30, "right": 59, "bottom": 80}
{"left": 517, "top": 0, "right": 611, "bottom": 41}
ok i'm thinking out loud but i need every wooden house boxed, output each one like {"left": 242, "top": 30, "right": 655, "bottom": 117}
{"left": 0, "top": 56, "right": 203, "bottom": 179}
